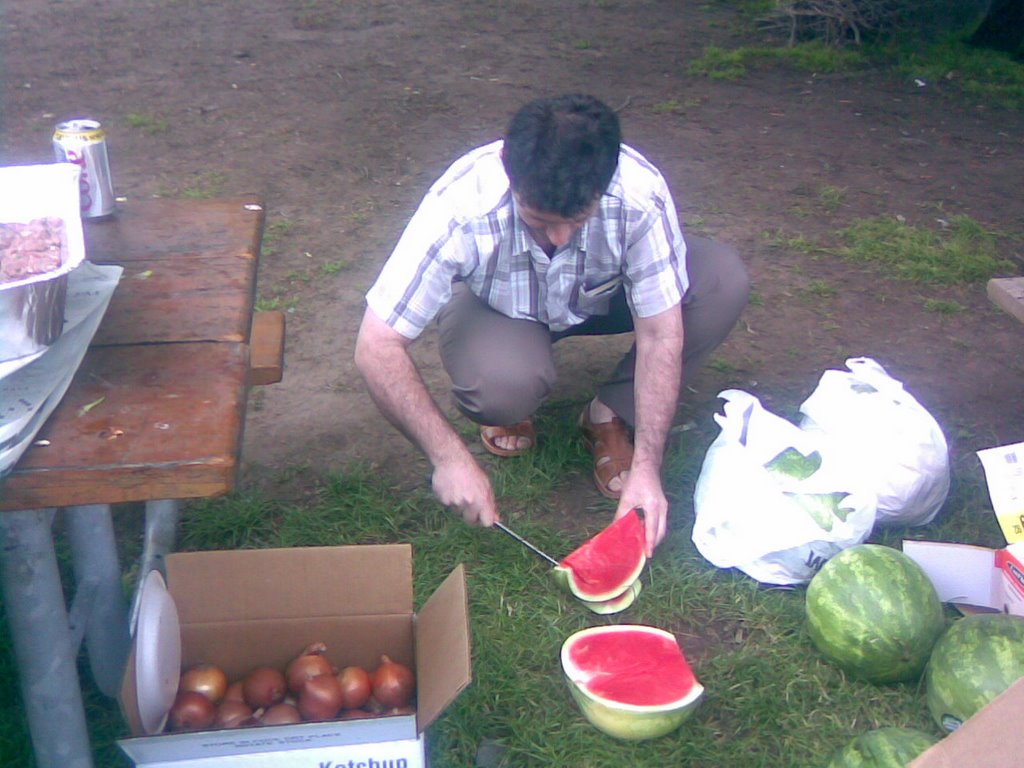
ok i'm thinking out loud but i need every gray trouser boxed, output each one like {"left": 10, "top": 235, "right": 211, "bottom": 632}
{"left": 437, "top": 235, "right": 750, "bottom": 428}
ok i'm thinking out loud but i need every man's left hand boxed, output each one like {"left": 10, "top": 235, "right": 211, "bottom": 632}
{"left": 614, "top": 462, "right": 667, "bottom": 557}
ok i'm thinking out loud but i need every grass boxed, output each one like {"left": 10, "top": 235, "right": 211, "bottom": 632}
{"left": 260, "top": 217, "right": 295, "bottom": 256}
{"left": 254, "top": 295, "right": 300, "bottom": 312}
{"left": 687, "top": 18, "right": 1024, "bottom": 109}
{"left": 836, "top": 214, "right": 1014, "bottom": 285}
{"left": 922, "top": 298, "right": 965, "bottom": 315}
{"left": 688, "top": 43, "right": 867, "bottom": 80}
{"left": 0, "top": 395, "right": 1007, "bottom": 767}
{"left": 158, "top": 172, "right": 229, "bottom": 200}
{"left": 124, "top": 112, "right": 169, "bottom": 135}
{"left": 763, "top": 213, "right": 1016, "bottom": 300}
{"left": 179, "top": 172, "right": 228, "bottom": 200}
{"left": 893, "top": 37, "right": 1024, "bottom": 109}
{"left": 818, "top": 185, "right": 846, "bottom": 213}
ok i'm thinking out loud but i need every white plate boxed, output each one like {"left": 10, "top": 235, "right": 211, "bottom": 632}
{"left": 134, "top": 569, "right": 181, "bottom": 735}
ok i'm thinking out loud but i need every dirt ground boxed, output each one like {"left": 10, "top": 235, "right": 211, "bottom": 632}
{"left": 2, "top": 0, "right": 1023, "bottom": 518}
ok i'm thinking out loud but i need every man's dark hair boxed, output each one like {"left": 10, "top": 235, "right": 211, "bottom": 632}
{"left": 502, "top": 93, "right": 621, "bottom": 218}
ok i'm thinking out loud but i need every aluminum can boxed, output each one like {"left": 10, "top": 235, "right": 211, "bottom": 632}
{"left": 52, "top": 118, "right": 116, "bottom": 219}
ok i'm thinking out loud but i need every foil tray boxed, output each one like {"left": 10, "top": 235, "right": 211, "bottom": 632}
{"left": 0, "top": 163, "right": 86, "bottom": 365}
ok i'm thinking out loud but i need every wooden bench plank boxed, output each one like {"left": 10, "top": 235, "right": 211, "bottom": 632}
{"left": 988, "top": 277, "right": 1024, "bottom": 325}
{"left": 248, "top": 310, "right": 285, "bottom": 386}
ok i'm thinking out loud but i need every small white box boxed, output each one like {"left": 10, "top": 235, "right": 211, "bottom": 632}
{"left": 902, "top": 540, "right": 1024, "bottom": 615}
{"left": 977, "top": 442, "right": 1024, "bottom": 544}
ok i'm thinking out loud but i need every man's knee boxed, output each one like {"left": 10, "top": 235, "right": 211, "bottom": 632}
{"left": 684, "top": 235, "right": 749, "bottom": 314}
{"left": 451, "top": 365, "right": 555, "bottom": 425}
{"left": 721, "top": 244, "right": 750, "bottom": 314}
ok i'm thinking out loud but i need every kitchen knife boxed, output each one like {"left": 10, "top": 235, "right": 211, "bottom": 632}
{"left": 493, "top": 521, "right": 560, "bottom": 567}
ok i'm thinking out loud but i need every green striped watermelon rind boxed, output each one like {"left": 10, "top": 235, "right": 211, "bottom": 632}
{"left": 825, "top": 726, "right": 938, "bottom": 768}
{"left": 806, "top": 544, "right": 946, "bottom": 684}
{"left": 560, "top": 624, "right": 704, "bottom": 740}
{"left": 578, "top": 578, "right": 642, "bottom": 615}
{"left": 925, "top": 613, "right": 1024, "bottom": 732}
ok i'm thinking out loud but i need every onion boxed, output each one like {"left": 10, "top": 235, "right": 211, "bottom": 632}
{"left": 338, "top": 708, "right": 374, "bottom": 720}
{"left": 214, "top": 699, "right": 254, "bottom": 729}
{"left": 243, "top": 666, "right": 288, "bottom": 709}
{"left": 286, "top": 643, "right": 334, "bottom": 694}
{"left": 336, "top": 665, "right": 372, "bottom": 710}
{"left": 371, "top": 655, "right": 415, "bottom": 709}
{"left": 297, "top": 673, "right": 343, "bottom": 721}
{"left": 180, "top": 663, "right": 229, "bottom": 703}
{"left": 224, "top": 680, "right": 246, "bottom": 703}
{"left": 261, "top": 701, "right": 302, "bottom": 726}
{"left": 168, "top": 690, "right": 216, "bottom": 731}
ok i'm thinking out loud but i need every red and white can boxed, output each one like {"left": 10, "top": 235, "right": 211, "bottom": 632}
{"left": 52, "top": 118, "right": 116, "bottom": 219}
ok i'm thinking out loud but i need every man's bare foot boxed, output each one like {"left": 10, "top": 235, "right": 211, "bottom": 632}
{"left": 480, "top": 420, "right": 536, "bottom": 457}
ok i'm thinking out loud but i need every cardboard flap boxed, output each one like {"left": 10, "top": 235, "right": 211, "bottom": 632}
{"left": 166, "top": 545, "right": 413, "bottom": 623}
{"left": 902, "top": 540, "right": 997, "bottom": 609}
{"left": 909, "top": 677, "right": 1024, "bottom": 767}
{"left": 414, "top": 564, "right": 472, "bottom": 733}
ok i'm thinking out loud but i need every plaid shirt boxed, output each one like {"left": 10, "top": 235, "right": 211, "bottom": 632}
{"left": 366, "top": 140, "right": 687, "bottom": 337}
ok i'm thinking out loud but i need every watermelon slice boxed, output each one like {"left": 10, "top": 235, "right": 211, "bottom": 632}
{"left": 560, "top": 624, "right": 704, "bottom": 740}
{"left": 552, "top": 509, "right": 647, "bottom": 603}
{"left": 578, "top": 579, "right": 642, "bottom": 615}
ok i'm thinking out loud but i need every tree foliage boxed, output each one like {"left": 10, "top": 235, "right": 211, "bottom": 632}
{"left": 758, "top": 0, "right": 908, "bottom": 46}
{"left": 756, "top": 0, "right": 1009, "bottom": 48}
{"left": 968, "top": 0, "right": 1024, "bottom": 57}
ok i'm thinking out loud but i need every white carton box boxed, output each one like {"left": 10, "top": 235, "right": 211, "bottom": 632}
{"left": 903, "top": 540, "right": 1024, "bottom": 615}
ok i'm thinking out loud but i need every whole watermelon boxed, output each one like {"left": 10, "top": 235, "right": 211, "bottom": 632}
{"left": 826, "top": 727, "right": 938, "bottom": 768}
{"left": 806, "top": 544, "right": 946, "bottom": 683}
{"left": 925, "top": 613, "right": 1024, "bottom": 731}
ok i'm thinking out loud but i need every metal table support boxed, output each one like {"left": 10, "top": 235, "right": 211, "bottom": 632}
{"left": 0, "top": 499, "right": 181, "bottom": 768}
{"left": 131, "top": 499, "right": 180, "bottom": 627}
{"left": 0, "top": 508, "right": 101, "bottom": 768}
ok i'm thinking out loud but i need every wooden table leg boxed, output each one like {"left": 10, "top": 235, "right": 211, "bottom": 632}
{"left": 0, "top": 508, "right": 94, "bottom": 768}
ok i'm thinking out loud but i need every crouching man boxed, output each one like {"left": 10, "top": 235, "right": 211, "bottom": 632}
{"left": 355, "top": 93, "right": 749, "bottom": 554}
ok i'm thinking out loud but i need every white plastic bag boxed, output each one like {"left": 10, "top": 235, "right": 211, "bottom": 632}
{"left": 798, "top": 357, "right": 949, "bottom": 527}
{"left": 692, "top": 390, "right": 876, "bottom": 586}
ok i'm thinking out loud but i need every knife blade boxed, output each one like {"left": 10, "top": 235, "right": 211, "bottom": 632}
{"left": 493, "top": 521, "right": 560, "bottom": 567}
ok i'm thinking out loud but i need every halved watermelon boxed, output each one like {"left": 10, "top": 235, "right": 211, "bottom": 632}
{"left": 560, "top": 624, "right": 704, "bottom": 740}
{"left": 553, "top": 509, "right": 647, "bottom": 603}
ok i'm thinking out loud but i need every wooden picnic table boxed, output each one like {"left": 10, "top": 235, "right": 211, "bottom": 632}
{"left": 0, "top": 195, "right": 283, "bottom": 768}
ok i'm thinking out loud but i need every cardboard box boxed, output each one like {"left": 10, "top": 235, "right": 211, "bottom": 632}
{"left": 902, "top": 540, "right": 1024, "bottom": 615}
{"left": 901, "top": 540, "right": 1024, "bottom": 767}
{"left": 908, "top": 677, "right": 1024, "bottom": 768}
{"left": 118, "top": 545, "right": 471, "bottom": 767}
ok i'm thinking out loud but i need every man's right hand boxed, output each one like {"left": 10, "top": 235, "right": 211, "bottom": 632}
{"left": 431, "top": 454, "right": 499, "bottom": 527}
{"left": 356, "top": 308, "right": 501, "bottom": 529}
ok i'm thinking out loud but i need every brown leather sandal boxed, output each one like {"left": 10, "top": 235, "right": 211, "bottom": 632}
{"left": 480, "top": 419, "right": 536, "bottom": 457}
{"left": 578, "top": 406, "right": 633, "bottom": 500}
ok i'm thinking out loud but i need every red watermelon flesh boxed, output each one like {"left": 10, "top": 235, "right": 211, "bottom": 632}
{"left": 564, "top": 625, "right": 697, "bottom": 707}
{"left": 556, "top": 509, "right": 647, "bottom": 602}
